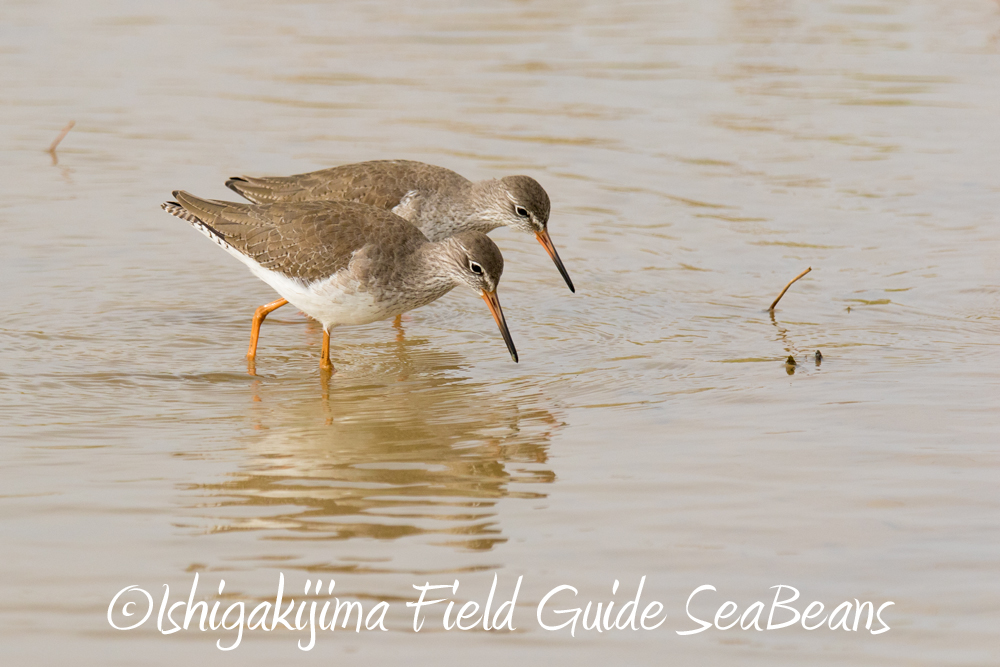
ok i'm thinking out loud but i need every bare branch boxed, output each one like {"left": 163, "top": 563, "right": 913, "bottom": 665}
{"left": 48, "top": 120, "right": 75, "bottom": 156}
{"left": 769, "top": 267, "right": 812, "bottom": 311}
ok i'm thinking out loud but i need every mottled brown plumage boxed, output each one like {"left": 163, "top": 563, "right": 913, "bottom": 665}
{"left": 226, "top": 159, "right": 571, "bottom": 291}
{"left": 227, "top": 160, "right": 472, "bottom": 216}
{"left": 162, "top": 191, "right": 518, "bottom": 370}
{"left": 166, "top": 192, "right": 428, "bottom": 285}
{"left": 219, "top": 159, "right": 572, "bottom": 363}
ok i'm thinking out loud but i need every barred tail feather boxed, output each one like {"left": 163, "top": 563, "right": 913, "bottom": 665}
{"left": 161, "top": 199, "right": 234, "bottom": 254}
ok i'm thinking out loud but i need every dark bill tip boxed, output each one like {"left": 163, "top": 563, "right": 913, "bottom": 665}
{"left": 481, "top": 290, "right": 518, "bottom": 363}
{"left": 535, "top": 230, "right": 575, "bottom": 293}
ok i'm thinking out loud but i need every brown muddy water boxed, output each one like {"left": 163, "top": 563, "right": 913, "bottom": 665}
{"left": 2, "top": 1, "right": 999, "bottom": 665}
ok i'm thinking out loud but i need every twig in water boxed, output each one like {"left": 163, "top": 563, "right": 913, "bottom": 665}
{"left": 48, "top": 121, "right": 75, "bottom": 162}
{"left": 769, "top": 267, "right": 811, "bottom": 312}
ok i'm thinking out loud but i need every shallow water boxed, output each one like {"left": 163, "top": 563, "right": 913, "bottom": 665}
{"left": 2, "top": 0, "right": 999, "bottom": 664}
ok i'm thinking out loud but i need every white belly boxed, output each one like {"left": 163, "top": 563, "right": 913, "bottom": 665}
{"left": 206, "top": 235, "right": 392, "bottom": 328}
{"left": 249, "top": 263, "right": 393, "bottom": 328}
{"left": 199, "top": 228, "right": 442, "bottom": 329}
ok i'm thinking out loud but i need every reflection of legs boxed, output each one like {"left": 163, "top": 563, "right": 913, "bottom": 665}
{"left": 320, "top": 328, "right": 334, "bottom": 371}
{"left": 247, "top": 298, "right": 288, "bottom": 360}
{"left": 392, "top": 313, "right": 405, "bottom": 343}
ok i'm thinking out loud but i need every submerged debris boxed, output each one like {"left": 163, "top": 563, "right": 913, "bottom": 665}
{"left": 785, "top": 355, "right": 797, "bottom": 375}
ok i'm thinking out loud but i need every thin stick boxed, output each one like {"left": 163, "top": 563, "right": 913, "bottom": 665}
{"left": 48, "top": 120, "right": 75, "bottom": 154}
{"left": 769, "top": 267, "right": 811, "bottom": 311}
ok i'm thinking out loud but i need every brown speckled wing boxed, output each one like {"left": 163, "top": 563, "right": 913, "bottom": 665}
{"left": 226, "top": 159, "right": 470, "bottom": 208}
{"left": 169, "top": 191, "right": 428, "bottom": 284}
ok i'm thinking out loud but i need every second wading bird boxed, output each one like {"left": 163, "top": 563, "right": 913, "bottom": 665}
{"left": 162, "top": 191, "right": 518, "bottom": 372}
{"left": 225, "top": 160, "right": 572, "bottom": 360}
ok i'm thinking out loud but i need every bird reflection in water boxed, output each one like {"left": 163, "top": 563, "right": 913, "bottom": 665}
{"left": 190, "top": 336, "right": 559, "bottom": 552}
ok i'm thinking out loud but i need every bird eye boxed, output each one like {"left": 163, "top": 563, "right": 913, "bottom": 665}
{"left": 514, "top": 206, "right": 529, "bottom": 218}
{"left": 469, "top": 261, "right": 484, "bottom": 275}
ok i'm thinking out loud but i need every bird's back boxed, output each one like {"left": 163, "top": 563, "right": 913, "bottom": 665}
{"left": 163, "top": 192, "right": 429, "bottom": 285}
{"left": 226, "top": 159, "right": 471, "bottom": 210}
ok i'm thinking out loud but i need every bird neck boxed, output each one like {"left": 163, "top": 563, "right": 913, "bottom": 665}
{"left": 456, "top": 179, "right": 507, "bottom": 233}
{"left": 404, "top": 238, "right": 465, "bottom": 293}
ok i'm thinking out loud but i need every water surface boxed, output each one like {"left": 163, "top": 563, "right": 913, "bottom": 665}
{"left": 1, "top": 1, "right": 999, "bottom": 664}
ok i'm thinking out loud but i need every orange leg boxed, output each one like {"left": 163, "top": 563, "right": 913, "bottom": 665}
{"left": 246, "top": 298, "right": 288, "bottom": 360}
{"left": 393, "top": 313, "right": 402, "bottom": 328}
{"left": 320, "top": 329, "right": 334, "bottom": 371}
